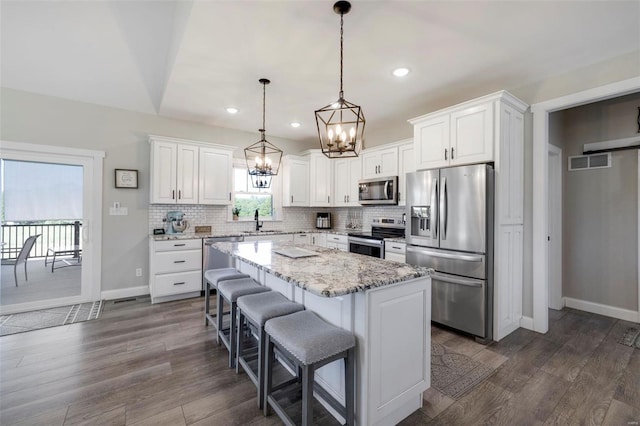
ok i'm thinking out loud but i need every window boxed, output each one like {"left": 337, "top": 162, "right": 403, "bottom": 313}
{"left": 232, "top": 165, "right": 274, "bottom": 220}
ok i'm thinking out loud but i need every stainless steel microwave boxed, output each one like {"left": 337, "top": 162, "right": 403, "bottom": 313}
{"left": 358, "top": 176, "right": 398, "bottom": 205}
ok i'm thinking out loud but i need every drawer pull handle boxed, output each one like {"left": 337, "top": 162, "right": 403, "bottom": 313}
{"left": 173, "top": 243, "right": 186, "bottom": 247}
{"left": 392, "top": 246, "right": 402, "bottom": 249}
{"left": 174, "top": 260, "right": 186, "bottom": 263}
{"left": 173, "top": 282, "right": 186, "bottom": 286}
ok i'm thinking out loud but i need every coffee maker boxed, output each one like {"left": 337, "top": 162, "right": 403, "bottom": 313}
{"left": 165, "top": 211, "right": 189, "bottom": 234}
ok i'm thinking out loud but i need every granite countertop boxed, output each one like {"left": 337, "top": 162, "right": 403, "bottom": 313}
{"left": 211, "top": 241, "right": 430, "bottom": 298}
{"left": 151, "top": 228, "right": 354, "bottom": 241}
{"left": 384, "top": 237, "right": 406, "bottom": 244}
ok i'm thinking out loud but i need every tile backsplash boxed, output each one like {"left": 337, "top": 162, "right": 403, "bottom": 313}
{"left": 149, "top": 205, "right": 406, "bottom": 234}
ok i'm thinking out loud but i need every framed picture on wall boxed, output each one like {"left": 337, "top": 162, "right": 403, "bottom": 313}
{"left": 115, "top": 169, "right": 138, "bottom": 188}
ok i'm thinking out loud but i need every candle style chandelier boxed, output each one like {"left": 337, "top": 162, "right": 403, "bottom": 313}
{"left": 315, "top": 1, "right": 365, "bottom": 159}
{"left": 245, "top": 78, "right": 282, "bottom": 188}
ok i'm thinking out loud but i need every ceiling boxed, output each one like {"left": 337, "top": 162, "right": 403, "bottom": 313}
{"left": 2, "top": 1, "right": 639, "bottom": 146}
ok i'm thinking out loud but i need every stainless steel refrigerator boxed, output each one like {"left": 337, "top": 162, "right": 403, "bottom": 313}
{"left": 405, "top": 164, "right": 494, "bottom": 342}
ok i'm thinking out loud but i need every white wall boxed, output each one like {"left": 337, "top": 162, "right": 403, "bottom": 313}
{"left": 0, "top": 88, "right": 316, "bottom": 292}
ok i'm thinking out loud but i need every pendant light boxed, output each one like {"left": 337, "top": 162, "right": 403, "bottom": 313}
{"left": 315, "top": 1, "right": 365, "bottom": 159}
{"left": 245, "top": 78, "right": 282, "bottom": 189}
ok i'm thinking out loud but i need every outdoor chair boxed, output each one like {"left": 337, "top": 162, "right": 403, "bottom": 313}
{"left": 3, "top": 234, "right": 41, "bottom": 286}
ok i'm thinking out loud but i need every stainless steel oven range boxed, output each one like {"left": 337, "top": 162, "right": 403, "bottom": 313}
{"left": 347, "top": 218, "right": 405, "bottom": 258}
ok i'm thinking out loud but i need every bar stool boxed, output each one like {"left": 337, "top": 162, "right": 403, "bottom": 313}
{"left": 264, "top": 310, "right": 356, "bottom": 426}
{"left": 203, "top": 268, "right": 249, "bottom": 328}
{"left": 236, "top": 291, "right": 304, "bottom": 409}
{"left": 217, "top": 277, "right": 270, "bottom": 368}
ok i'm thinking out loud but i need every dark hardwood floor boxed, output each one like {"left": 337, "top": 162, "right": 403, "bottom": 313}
{"left": 0, "top": 296, "right": 638, "bottom": 425}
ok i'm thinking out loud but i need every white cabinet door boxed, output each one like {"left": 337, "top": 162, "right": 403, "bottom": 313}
{"left": 150, "top": 141, "right": 178, "bottom": 204}
{"left": 397, "top": 142, "right": 414, "bottom": 206}
{"left": 293, "top": 233, "right": 311, "bottom": 245}
{"left": 311, "top": 233, "right": 327, "bottom": 247}
{"left": 198, "top": 147, "right": 233, "bottom": 205}
{"left": 414, "top": 114, "right": 450, "bottom": 170}
{"left": 282, "top": 156, "right": 309, "bottom": 207}
{"left": 333, "top": 158, "right": 349, "bottom": 207}
{"left": 347, "top": 157, "right": 361, "bottom": 206}
{"left": 450, "top": 103, "right": 493, "bottom": 166}
{"left": 309, "top": 152, "right": 332, "bottom": 207}
{"left": 176, "top": 144, "right": 199, "bottom": 204}
{"left": 361, "top": 146, "right": 398, "bottom": 179}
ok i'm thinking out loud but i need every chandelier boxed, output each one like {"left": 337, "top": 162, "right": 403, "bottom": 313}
{"left": 315, "top": 1, "right": 365, "bottom": 159}
{"left": 245, "top": 78, "right": 282, "bottom": 188}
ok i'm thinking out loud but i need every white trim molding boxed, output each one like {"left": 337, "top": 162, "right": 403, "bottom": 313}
{"left": 564, "top": 297, "right": 640, "bottom": 323}
{"left": 101, "top": 286, "right": 150, "bottom": 301}
{"left": 519, "top": 316, "right": 534, "bottom": 331}
{"left": 530, "top": 77, "right": 640, "bottom": 334}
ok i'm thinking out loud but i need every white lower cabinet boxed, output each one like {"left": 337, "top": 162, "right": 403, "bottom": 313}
{"left": 149, "top": 238, "right": 202, "bottom": 303}
{"left": 293, "top": 233, "right": 311, "bottom": 244}
{"left": 384, "top": 241, "right": 406, "bottom": 263}
{"left": 311, "top": 233, "right": 327, "bottom": 247}
{"left": 244, "top": 234, "right": 294, "bottom": 242}
{"left": 325, "top": 234, "right": 348, "bottom": 252}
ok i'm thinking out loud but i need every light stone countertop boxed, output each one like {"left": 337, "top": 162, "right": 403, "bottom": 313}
{"left": 151, "top": 228, "right": 353, "bottom": 241}
{"left": 210, "top": 240, "right": 430, "bottom": 298}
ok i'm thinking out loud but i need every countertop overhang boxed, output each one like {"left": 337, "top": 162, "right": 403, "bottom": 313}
{"left": 210, "top": 241, "right": 429, "bottom": 298}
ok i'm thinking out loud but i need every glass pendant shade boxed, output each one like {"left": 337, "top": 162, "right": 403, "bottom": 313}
{"left": 245, "top": 78, "right": 282, "bottom": 188}
{"left": 315, "top": 1, "right": 365, "bottom": 159}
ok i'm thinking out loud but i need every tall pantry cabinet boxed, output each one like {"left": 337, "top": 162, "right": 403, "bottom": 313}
{"left": 409, "top": 91, "right": 528, "bottom": 341}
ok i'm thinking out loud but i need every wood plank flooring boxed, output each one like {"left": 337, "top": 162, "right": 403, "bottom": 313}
{"left": 0, "top": 296, "right": 638, "bottom": 425}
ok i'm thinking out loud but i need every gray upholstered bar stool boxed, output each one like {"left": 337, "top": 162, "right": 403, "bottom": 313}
{"left": 217, "top": 277, "right": 270, "bottom": 368}
{"left": 235, "top": 291, "right": 304, "bottom": 409}
{"left": 203, "top": 268, "right": 249, "bottom": 328}
{"left": 264, "top": 310, "right": 356, "bottom": 426}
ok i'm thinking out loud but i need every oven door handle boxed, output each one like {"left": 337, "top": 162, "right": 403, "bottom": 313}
{"left": 348, "top": 237, "right": 384, "bottom": 248}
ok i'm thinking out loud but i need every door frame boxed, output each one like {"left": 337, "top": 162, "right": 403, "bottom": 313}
{"left": 531, "top": 76, "right": 640, "bottom": 333}
{"left": 0, "top": 141, "right": 104, "bottom": 315}
{"left": 547, "top": 144, "right": 563, "bottom": 310}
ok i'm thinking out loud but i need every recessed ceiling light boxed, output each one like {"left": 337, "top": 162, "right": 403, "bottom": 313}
{"left": 392, "top": 67, "right": 410, "bottom": 77}
{"left": 226, "top": 107, "right": 238, "bottom": 114}
{"left": 290, "top": 122, "right": 301, "bottom": 128}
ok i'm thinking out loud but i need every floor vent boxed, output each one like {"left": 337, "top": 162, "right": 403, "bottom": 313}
{"left": 568, "top": 152, "right": 611, "bottom": 171}
{"left": 113, "top": 298, "right": 137, "bottom": 304}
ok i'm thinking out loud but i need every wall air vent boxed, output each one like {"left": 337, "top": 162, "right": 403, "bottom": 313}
{"left": 568, "top": 153, "right": 611, "bottom": 171}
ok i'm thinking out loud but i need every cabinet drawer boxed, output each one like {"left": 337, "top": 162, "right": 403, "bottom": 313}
{"left": 153, "top": 249, "right": 202, "bottom": 274}
{"left": 327, "top": 234, "right": 347, "bottom": 244}
{"left": 155, "top": 239, "right": 202, "bottom": 252}
{"left": 385, "top": 242, "right": 406, "bottom": 254}
{"left": 153, "top": 270, "right": 202, "bottom": 297}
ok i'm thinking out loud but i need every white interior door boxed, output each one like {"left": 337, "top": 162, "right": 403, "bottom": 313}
{"left": 548, "top": 144, "right": 563, "bottom": 310}
{"left": 0, "top": 141, "right": 103, "bottom": 315}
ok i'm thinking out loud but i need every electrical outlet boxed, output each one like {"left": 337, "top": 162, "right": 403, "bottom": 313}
{"left": 135, "top": 268, "right": 142, "bottom": 277}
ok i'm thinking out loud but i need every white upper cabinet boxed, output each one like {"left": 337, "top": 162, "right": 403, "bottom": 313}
{"left": 198, "top": 146, "right": 233, "bottom": 205}
{"left": 308, "top": 151, "right": 333, "bottom": 207}
{"left": 149, "top": 135, "right": 233, "bottom": 205}
{"left": 413, "top": 115, "right": 450, "bottom": 170}
{"left": 450, "top": 102, "right": 494, "bottom": 166}
{"left": 410, "top": 96, "right": 495, "bottom": 170}
{"left": 282, "top": 155, "right": 310, "bottom": 207}
{"left": 397, "top": 140, "right": 415, "bottom": 206}
{"left": 333, "top": 157, "right": 361, "bottom": 207}
{"left": 361, "top": 146, "right": 398, "bottom": 179}
{"left": 150, "top": 139, "right": 199, "bottom": 204}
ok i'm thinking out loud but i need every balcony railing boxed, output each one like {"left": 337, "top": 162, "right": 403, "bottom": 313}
{"left": 1, "top": 221, "right": 82, "bottom": 260}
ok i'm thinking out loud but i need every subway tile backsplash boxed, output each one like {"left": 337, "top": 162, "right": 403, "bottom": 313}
{"left": 149, "top": 205, "right": 406, "bottom": 234}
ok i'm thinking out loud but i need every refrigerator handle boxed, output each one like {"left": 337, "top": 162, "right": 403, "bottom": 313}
{"left": 431, "top": 272, "right": 483, "bottom": 288}
{"left": 440, "top": 177, "right": 447, "bottom": 240}
{"left": 431, "top": 180, "right": 438, "bottom": 239}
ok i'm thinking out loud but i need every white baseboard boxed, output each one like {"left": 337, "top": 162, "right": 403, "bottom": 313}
{"left": 101, "top": 286, "right": 149, "bottom": 301}
{"left": 564, "top": 297, "right": 640, "bottom": 323}
{"left": 519, "top": 316, "right": 535, "bottom": 330}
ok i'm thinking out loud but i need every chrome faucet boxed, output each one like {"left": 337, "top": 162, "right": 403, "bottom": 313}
{"left": 254, "top": 209, "right": 263, "bottom": 231}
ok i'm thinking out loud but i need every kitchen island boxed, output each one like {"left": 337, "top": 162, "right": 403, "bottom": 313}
{"left": 211, "top": 241, "right": 432, "bottom": 426}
